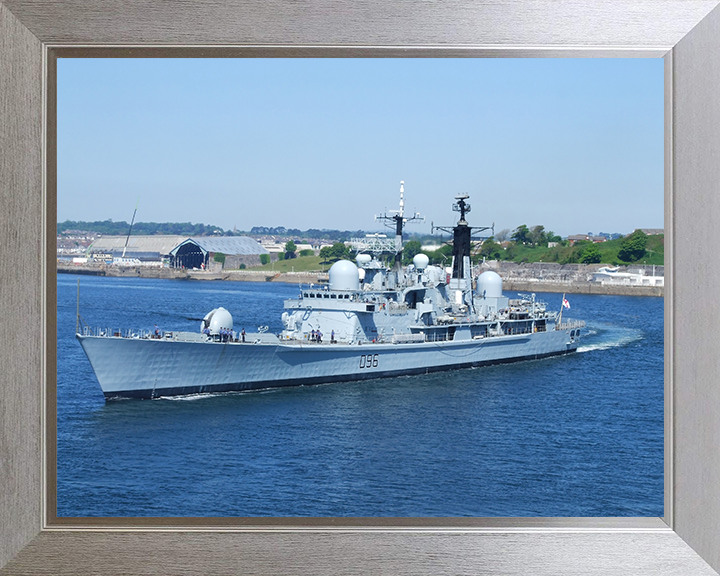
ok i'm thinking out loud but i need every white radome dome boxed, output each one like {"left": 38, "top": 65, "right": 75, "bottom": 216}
{"left": 202, "top": 307, "right": 233, "bottom": 335}
{"left": 329, "top": 259, "right": 360, "bottom": 291}
{"left": 413, "top": 253, "right": 429, "bottom": 270}
{"left": 477, "top": 270, "right": 503, "bottom": 298}
{"left": 356, "top": 253, "right": 372, "bottom": 267}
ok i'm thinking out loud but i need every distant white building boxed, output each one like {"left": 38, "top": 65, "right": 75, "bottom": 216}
{"left": 261, "top": 243, "right": 286, "bottom": 254}
{"left": 112, "top": 250, "right": 164, "bottom": 268}
{"left": 567, "top": 234, "right": 607, "bottom": 246}
{"left": 591, "top": 266, "right": 664, "bottom": 287}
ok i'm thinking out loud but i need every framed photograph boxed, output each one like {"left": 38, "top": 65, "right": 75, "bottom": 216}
{"left": 53, "top": 56, "right": 664, "bottom": 521}
{"left": 2, "top": 1, "right": 720, "bottom": 574}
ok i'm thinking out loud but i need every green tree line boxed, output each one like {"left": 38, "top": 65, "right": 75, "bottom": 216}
{"left": 318, "top": 228, "right": 661, "bottom": 268}
{"left": 59, "top": 220, "right": 380, "bottom": 241}
{"left": 58, "top": 220, "right": 227, "bottom": 236}
{"left": 412, "top": 227, "right": 662, "bottom": 267}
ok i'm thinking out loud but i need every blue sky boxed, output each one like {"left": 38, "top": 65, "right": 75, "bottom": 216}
{"left": 58, "top": 58, "right": 663, "bottom": 237}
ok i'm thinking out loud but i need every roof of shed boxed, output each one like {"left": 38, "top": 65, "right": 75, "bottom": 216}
{"left": 171, "top": 237, "right": 269, "bottom": 256}
{"left": 88, "top": 235, "right": 269, "bottom": 256}
{"left": 88, "top": 235, "right": 187, "bottom": 255}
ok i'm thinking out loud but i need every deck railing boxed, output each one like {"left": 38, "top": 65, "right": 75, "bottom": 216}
{"left": 556, "top": 320, "right": 586, "bottom": 331}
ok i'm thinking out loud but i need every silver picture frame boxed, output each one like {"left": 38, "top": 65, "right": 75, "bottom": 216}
{"left": 2, "top": 1, "right": 720, "bottom": 574}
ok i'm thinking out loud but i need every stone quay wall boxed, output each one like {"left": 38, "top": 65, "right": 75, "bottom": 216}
{"left": 479, "top": 261, "right": 664, "bottom": 297}
{"left": 58, "top": 261, "right": 663, "bottom": 296}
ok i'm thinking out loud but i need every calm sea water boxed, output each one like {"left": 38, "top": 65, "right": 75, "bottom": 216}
{"left": 57, "top": 274, "right": 663, "bottom": 517}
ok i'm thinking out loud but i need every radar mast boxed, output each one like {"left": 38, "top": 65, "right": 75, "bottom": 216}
{"left": 375, "top": 181, "right": 424, "bottom": 280}
{"left": 432, "top": 194, "right": 494, "bottom": 281}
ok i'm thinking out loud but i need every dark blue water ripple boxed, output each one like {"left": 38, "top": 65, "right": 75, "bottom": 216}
{"left": 57, "top": 275, "right": 663, "bottom": 517}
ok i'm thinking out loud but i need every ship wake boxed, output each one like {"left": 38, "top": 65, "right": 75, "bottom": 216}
{"left": 577, "top": 326, "right": 643, "bottom": 353}
{"left": 159, "top": 393, "right": 219, "bottom": 401}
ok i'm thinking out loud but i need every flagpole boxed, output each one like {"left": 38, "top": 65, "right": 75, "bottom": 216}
{"left": 76, "top": 278, "right": 80, "bottom": 335}
{"left": 558, "top": 292, "right": 565, "bottom": 327}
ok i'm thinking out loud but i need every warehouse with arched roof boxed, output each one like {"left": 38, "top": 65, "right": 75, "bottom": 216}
{"left": 170, "top": 237, "right": 269, "bottom": 270}
{"left": 86, "top": 235, "right": 269, "bottom": 269}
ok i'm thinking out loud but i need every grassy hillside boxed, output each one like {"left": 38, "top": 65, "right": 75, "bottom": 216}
{"left": 485, "top": 234, "right": 664, "bottom": 266}
{"left": 245, "top": 255, "right": 328, "bottom": 273}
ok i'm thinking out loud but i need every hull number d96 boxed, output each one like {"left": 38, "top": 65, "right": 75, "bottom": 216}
{"left": 359, "top": 354, "right": 379, "bottom": 369}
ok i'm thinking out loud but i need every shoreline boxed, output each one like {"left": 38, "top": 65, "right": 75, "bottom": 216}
{"left": 57, "top": 265, "right": 328, "bottom": 285}
{"left": 57, "top": 264, "right": 663, "bottom": 297}
{"left": 502, "top": 279, "right": 662, "bottom": 297}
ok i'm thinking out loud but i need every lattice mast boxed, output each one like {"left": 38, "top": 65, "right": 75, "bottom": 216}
{"left": 375, "top": 181, "right": 424, "bottom": 279}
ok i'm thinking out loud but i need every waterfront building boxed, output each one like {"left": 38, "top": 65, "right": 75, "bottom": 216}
{"left": 86, "top": 235, "right": 186, "bottom": 265}
{"left": 591, "top": 266, "right": 664, "bottom": 287}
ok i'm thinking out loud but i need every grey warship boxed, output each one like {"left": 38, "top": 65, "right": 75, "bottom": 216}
{"left": 77, "top": 185, "right": 585, "bottom": 399}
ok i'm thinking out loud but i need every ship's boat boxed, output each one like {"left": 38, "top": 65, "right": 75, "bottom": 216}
{"left": 77, "top": 184, "right": 585, "bottom": 399}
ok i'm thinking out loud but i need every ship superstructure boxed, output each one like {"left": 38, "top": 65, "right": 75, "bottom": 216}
{"left": 77, "top": 184, "right": 585, "bottom": 399}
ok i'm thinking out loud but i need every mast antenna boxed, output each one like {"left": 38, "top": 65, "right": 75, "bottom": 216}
{"left": 374, "top": 181, "right": 424, "bottom": 271}
{"left": 121, "top": 197, "right": 139, "bottom": 258}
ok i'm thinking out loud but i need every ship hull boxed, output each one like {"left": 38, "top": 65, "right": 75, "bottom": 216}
{"left": 78, "top": 329, "right": 578, "bottom": 399}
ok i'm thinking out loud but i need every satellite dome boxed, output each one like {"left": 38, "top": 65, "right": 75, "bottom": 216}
{"left": 329, "top": 259, "right": 360, "bottom": 291}
{"left": 202, "top": 307, "right": 234, "bottom": 335}
{"left": 356, "top": 253, "right": 372, "bottom": 267}
{"left": 477, "top": 270, "right": 503, "bottom": 298}
{"left": 413, "top": 253, "right": 429, "bottom": 270}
